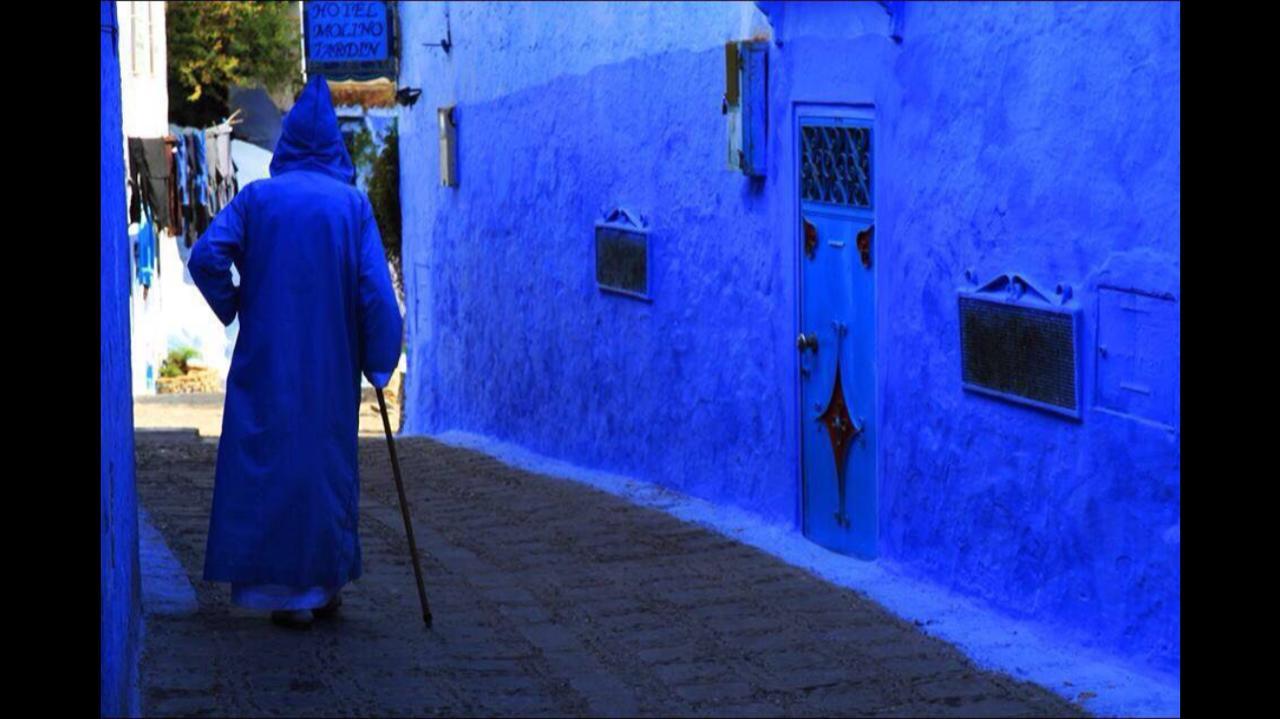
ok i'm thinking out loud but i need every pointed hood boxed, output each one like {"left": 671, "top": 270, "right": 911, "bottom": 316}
{"left": 269, "top": 75, "right": 355, "bottom": 184}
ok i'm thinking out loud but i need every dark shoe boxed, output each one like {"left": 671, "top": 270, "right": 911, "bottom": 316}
{"left": 270, "top": 609, "right": 315, "bottom": 629}
{"left": 314, "top": 593, "right": 343, "bottom": 620}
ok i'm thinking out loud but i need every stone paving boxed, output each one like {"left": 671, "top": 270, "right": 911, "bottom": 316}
{"left": 135, "top": 399, "right": 1086, "bottom": 717}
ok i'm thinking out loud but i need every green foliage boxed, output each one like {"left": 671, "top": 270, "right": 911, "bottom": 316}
{"left": 167, "top": 1, "right": 302, "bottom": 127}
{"left": 344, "top": 125, "right": 379, "bottom": 175}
{"left": 367, "top": 126, "right": 403, "bottom": 301}
{"left": 160, "top": 346, "right": 201, "bottom": 378}
{"left": 341, "top": 123, "right": 401, "bottom": 300}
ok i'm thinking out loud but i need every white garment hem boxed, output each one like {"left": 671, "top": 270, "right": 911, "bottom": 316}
{"left": 230, "top": 583, "right": 341, "bottom": 611}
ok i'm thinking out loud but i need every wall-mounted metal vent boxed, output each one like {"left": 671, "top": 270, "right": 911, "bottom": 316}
{"left": 958, "top": 273, "right": 1081, "bottom": 419}
{"left": 595, "top": 208, "right": 650, "bottom": 300}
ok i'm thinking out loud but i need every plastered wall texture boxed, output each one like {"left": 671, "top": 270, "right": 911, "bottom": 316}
{"left": 101, "top": 1, "right": 143, "bottom": 715}
{"left": 398, "top": 0, "right": 1179, "bottom": 676}
{"left": 868, "top": 2, "right": 1180, "bottom": 676}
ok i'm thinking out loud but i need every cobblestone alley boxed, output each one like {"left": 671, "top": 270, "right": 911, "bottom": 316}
{"left": 134, "top": 394, "right": 1085, "bottom": 717}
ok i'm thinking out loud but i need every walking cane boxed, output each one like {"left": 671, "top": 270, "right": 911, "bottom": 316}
{"left": 375, "top": 386, "right": 433, "bottom": 627}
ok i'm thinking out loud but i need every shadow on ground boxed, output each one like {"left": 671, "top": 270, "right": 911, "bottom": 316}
{"left": 133, "top": 396, "right": 1086, "bottom": 717}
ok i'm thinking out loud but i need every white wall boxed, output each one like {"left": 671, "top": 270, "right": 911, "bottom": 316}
{"left": 119, "top": 1, "right": 169, "bottom": 137}
{"left": 119, "top": 3, "right": 249, "bottom": 392}
{"left": 119, "top": 1, "right": 171, "bottom": 395}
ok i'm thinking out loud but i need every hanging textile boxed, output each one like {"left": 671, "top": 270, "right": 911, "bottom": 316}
{"left": 172, "top": 130, "right": 189, "bottom": 206}
{"left": 172, "top": 132, "right": 189, "bottom": 240}
{"left": 126, "top": 137, "right": 149, "bottom": 225}
{"left": 190, "top": 131, "right": 208, "bottom": 207}
{"left": 134, "top": 208, "right": 157, "bottom": 289}
{"left": 165, "top": 136, "right": 183, "bottom": 237}
{"left": 152, "top": 124, "right": 241, "bottom": 249}
{"left": 210, "top": 124, "right": 238, "bottom": 212}
{"left": 140, "top": 137, "right": 172, "bottom": 230}
{"left": 187, "top": 131, "right": 212, "bottom": 247}
{"left": 205, "top": 127, "right": 219, "bottom": 214}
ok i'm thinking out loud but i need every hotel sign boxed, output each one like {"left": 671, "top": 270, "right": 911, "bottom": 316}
{"left": 303, "top": 1, "right": 398, "bottom": 81}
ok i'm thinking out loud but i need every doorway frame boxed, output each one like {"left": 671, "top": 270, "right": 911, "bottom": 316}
{"left": 792, "top": 101, "right": 880, "bottom": 558}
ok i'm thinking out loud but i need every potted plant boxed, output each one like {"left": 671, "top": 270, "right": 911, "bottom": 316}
{"left": 156, "top": 346, "right": 220, "bottom": 394}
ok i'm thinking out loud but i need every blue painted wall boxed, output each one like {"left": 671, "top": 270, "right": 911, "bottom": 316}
{"left": 101, "top": 1, "right": 142, "bottom": 715}
{"left": 856, "top": 2, "right": 1180, "bottom": 677}
{"left": 398, "top": 1, "right": 796, "bottom": 524}
{"left": 398, "top": 0, "right": 1179, "bottom": 675}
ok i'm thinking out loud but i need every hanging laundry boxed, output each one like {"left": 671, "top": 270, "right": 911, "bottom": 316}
{"left": 172, "top": 128, "right": 189, "bottom": 206}
{"left": 155, "top": 124, "right": 242, "bottom": 249}
{"left": 140, "top": 137, "right": 173, "bottom": 231}
{"left": 172, "top": 130, "right": 190, "bottom": 239}
{"left": 188, "top": 131, "right": 212, "bottom": 247}
{"left": 213, "top": 124, "right": 238, "bottom": 211}
{"left": 190, "top": 131, "right": 208, "bottom": 207}
{"left": 127, "top": 137, "right": 149, "bottom": 225}
{"left": 205, "top": 124, "right": 237, "bottom": 216}
{"left": 205, "top": 127, "right": 220, "bottom": 214}
{"left": 134, "top": 207, "right": 157, "bottom": 290}
{"left": 165, "top": 136, "right": 183, "bottom": 237}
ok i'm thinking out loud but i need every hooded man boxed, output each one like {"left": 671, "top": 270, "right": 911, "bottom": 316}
{"left": 188, "top": 75, "right": 403, "bottom": 629}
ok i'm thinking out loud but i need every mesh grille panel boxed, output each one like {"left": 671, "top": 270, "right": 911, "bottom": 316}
{"left": 959, "top": 296, "right": 1077, "bottom": 412}
{"left": 595, "top": 227, "right": 647, "bottom": 296}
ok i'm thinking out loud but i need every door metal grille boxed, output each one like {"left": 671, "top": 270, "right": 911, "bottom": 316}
{"left": 800, "top": 125, "right": 872, "bottom": 207}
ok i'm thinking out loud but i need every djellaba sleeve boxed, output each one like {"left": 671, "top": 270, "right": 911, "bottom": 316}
{"left": 188, "top": 188, "right": 247, "bottom": 327}
{"left": 356, "top": 198, "right": 403, "bottom": 388}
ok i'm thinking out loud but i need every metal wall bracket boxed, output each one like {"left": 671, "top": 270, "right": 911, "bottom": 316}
{"left": 396, "top": 88, "right": 422, "bottom": 107}
{"left": 878, "top": 1, "right": 905, "bottom": 44}
{"left": 971, "top": 272, "right": 1055, "bottom": 306}
{"left": 422, "top": 4, "right": 453, "bottom": 54}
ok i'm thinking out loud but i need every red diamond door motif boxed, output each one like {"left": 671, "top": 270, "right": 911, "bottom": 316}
{"left": 817, "top": 363, "right": 860, "bottom": 528}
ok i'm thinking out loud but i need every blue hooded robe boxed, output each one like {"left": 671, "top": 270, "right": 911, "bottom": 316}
{"left": 189, "top": 75, "right": 402, "bottom": 592}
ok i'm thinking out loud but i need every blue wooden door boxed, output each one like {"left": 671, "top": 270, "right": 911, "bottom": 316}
{"left": 797, "top": 111, "right": 876, "bottom": 558}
